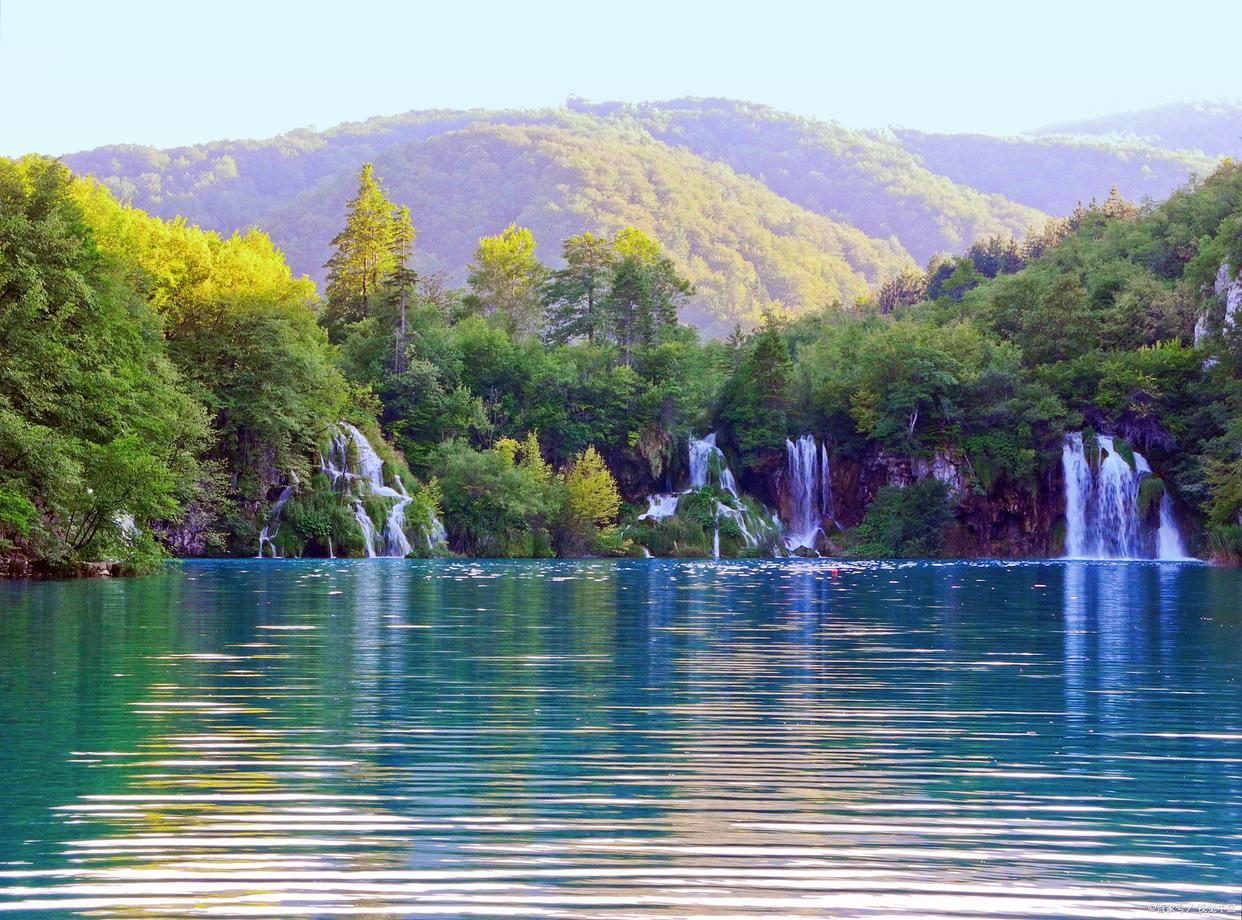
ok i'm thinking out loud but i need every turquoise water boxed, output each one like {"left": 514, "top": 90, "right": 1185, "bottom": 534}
{"left": 0, "top": 559, "right": 1238, "bottom": 918}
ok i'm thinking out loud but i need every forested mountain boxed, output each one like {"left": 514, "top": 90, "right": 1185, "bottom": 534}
{"left": 890, "top": 130, "right": 1217, "bottom": 216}
{"left": 60, "top": 98, "right": 1224, "bottom": 335}
{"left": 1034, "top": 100, "right": 1242, "bottom": 157}
{"left": 262, "top": 121, "right": 913, "bottom": 333}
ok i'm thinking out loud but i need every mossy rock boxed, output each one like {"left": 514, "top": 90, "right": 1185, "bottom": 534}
{"left": 1137, "top": 477, "right": 1165, "bottom": 517}
{"left": 631, "top": 515, "right": 711, "bottom": 557}
{"left": 1111, "top": 437, "right": 1137, "bottom": 470}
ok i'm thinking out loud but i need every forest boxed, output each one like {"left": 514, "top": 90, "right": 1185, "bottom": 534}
{"left": 1, "top": 150, "right": 1240, "bottom": 573}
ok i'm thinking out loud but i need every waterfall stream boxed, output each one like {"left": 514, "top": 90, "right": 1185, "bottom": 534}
{"left": 264, "top": 422, "right": 444, "bottom": 558}
{"left": 256, "top": 479, "right": 297, "bottom": 558}
{"left": 784, "top": 435, "right": 833, "bottom": 551}
{"left": 1061, "top": 432, "right": 1188, "bottom": 560}
{"left": 688, "top": 432, "right": 738, "bottom": 497}
{"left": 636, "top": 432, "right": 781, "bottom": 553}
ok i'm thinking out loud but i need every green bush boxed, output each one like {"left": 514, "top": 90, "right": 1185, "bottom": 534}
{"left": 853, "top": 480, "right": 953, "bottom": 558}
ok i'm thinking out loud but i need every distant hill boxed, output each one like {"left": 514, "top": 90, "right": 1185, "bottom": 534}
{"left": 1033, "top": 100, "right": 1242, "bottom": 158}
{"left": 61, "top": 98, "right": 1223, "bottom": 334}
{"left": 890, "top": 130, "right": 1216, "bottom": 216}
{"left": 262, "top": 121, "right": 913, "bottom": 334}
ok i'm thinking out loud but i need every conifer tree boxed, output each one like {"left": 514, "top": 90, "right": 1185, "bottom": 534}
{"left": 602, "top": 227, "right": 692, "bottom": 364}
{"left": 323, "top": 163, "right": 399, "bottom": 336}
{"left": 386, "top": 205, "right": 417, "bottom": 372}
{"left": 542, "top": 232, "right": 615, "bottom": 344}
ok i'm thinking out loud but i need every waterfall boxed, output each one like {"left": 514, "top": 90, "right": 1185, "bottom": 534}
{"left": 1157, "top": 493, "right": 1189, "bottom": 560}
{"left": 426, "top": 512, "right": 447, "bottom": 551}
{"left": 382, "top": 475, "right": 414, "bottom": 558}
{"left": 351, "top": 499, "right": 379, "bottom": 558}
{"left": 343, "top": 423, "right": 386, "bottom": 492}
{"left": 320, "top": 424, "right": 424, "bottom": 558}
{"left": 688, "top": 433, "right": 738, "bottom": 497}
{"left": 820, "top": 441, "right": 834, "bottom": 521}
{"left": 1062, "top": 434, "right": 1093, "bottom": 558}
{"left": 634, "top": 431, "right": 782, "bottom": 555}
{"left": 782, "top": 434, "right": 835, "bottom": 552}
{"left": 256, "top": 479, "right": 297, "bottom": 558}
{"left": 784, "top": 435, "right": 823, "bottom": 551}
{"left": 638, "top": 493, "right": 680, "bottom": 521}
{"left": 1061, "top": 432, "right": 1188, "bottom": 560}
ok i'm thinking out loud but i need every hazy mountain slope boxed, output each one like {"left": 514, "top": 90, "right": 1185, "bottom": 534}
{"left": 64, "top": 101, "right": 1046, "bottom": 267}
{"left": 59, "top": 98, "right": 1219, "bottom": 335}
{"left": 1033, "top": 100, "right": 1242, "bottom": 157}
{"left": 604, "top": 98, "right": 1048, "bottom": 264}
{"left": 891, "top": 130, "right": 1217, "bottom": 216}
{"left": 264, "top": 122, "right": 915, "bottom": 335}
{"left": 60, "top": 108, "right": 553, "bottom": 236}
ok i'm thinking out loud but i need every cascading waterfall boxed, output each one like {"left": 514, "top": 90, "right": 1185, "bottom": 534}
{"left": 256, "top": 479, "right": 297, "bottom": 558}
{"left": 263, "top": 422, "right": 444, "bottom": 559}
{"left": 820, "top": 441, "right": 834, "bottom": 521}
{"left": 638, "top": 493, "right": 680, "bottom": 521}
{"left": 636, "top": 432, "right": 782, "bottom": 553}
{"left": 351, "top": 499, "right": 380, "bottom": 558}
{"left": 321, "top": 424, "right": 427, "bottom": 558}
{"left": 688, "top": 432, "right": 739, "bottom": 497}
{"left": 382, "top": 475, "right": 414, "bottom": 558}
{"left": 1061, "top": 432, "right": 1189, "bottom": 560}
{"left": 781, "top": 435, "right": 836, "bottom": 552}
{"left": 784, "top": 435, "right": 830, "bottom": 551}
{"left": 1157, "top": 493, "right": 1190, "bottom": 560}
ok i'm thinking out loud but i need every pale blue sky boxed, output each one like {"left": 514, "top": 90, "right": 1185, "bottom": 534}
{"left": 1, "top": 0, "right": 1238, "bottom": 156}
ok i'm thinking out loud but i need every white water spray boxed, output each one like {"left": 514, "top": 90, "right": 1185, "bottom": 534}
{"left": 1061, "top": 432, "right": 1188, "bottom": 560}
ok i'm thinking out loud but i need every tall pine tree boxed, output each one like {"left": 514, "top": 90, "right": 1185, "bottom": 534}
{"left": 602, "top": 227, "right": 692, "bottom": 364}
{"left": 323, "top": 163, "right": 399, "bottom": 337}
{"left": 542, "top": 232, "right": 615, "bottom": 345}
{"left": 385, "top": 205, "right": 417, "bottom": 372}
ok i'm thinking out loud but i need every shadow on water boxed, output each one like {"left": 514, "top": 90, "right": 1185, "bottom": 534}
{"left": 0, "top": 558, "right": 1238, "bottom": 917}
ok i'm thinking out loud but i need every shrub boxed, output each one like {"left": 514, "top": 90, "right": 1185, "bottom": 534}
{"left": 853, "top": 479, "right": 953, "bottom": 557}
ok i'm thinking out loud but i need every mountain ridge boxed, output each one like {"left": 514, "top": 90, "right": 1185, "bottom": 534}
{"left": 60, "top": 97, "right": 1224, "bottom": 334}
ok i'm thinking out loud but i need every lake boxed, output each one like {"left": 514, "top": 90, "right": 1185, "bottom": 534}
{"left": 0, "top": 559, "right": 1238, "bottom": 917}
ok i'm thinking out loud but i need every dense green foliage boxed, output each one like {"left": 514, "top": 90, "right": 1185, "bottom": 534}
{"left": 61, "top": 99, "right": 1224, "bottom": 336}
{"left": 0, "top": 157, "right": 360, "bottom": 570}
{"left": 5, "top": 132, "right": 1240, "bottom": 569}
{"left": 0, "top": 158, "right": 209, "bottom": 570}
{"left": 320, "top": 157, "right": 1241, "bottom": 560}
{"left": 854, "top": 480, "right": 953, "bottom": 557}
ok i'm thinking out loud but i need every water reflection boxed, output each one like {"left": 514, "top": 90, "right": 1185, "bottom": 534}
{"left": 0, "top": 559, "right": 1238, "bottom": 917}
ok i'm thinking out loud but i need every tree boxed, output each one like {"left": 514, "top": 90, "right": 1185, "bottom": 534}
{"left": 387, "top": 204, "right": 417, "bottom": 373}
{"left": 854, "top": 480, "right": 953, "bottom": 557}
{"left": 0, "top": 157, "right": 210, "bottom": 569}
{"left": 464, "top": 224, "right": 548, "bottom": 336}
{"left": 323, "top": 163, "right": 399, "bottom": 335}
{"left": 542, "top": 232, "right": 615, "bottom": 344}
{"left": 602, "top": 227, "right": 692, "bottom": 364}
{"left": 878, "top": 270, "right": 928, "bottom": 314}
{"left": 558, "top": 446, "right": 626, "bottom": 555}
{"left": 718, "top": 316, "right": 793, "bottom": 464}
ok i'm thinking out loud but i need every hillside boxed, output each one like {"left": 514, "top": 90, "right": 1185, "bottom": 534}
{"left": 60, "top": 98, "right": 1221, "bottom": 334}
{"left": 265, "top": 122, "right": 914, "bottom": 334}
{"left": 575, "top": 98, "right": 1047, "bottom": 264}
{"left": 890, "top": 130, "right": 1217, "bottom": 216}
{"left": 1034, "top": 100, "right": 1242, "bottom": 157}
